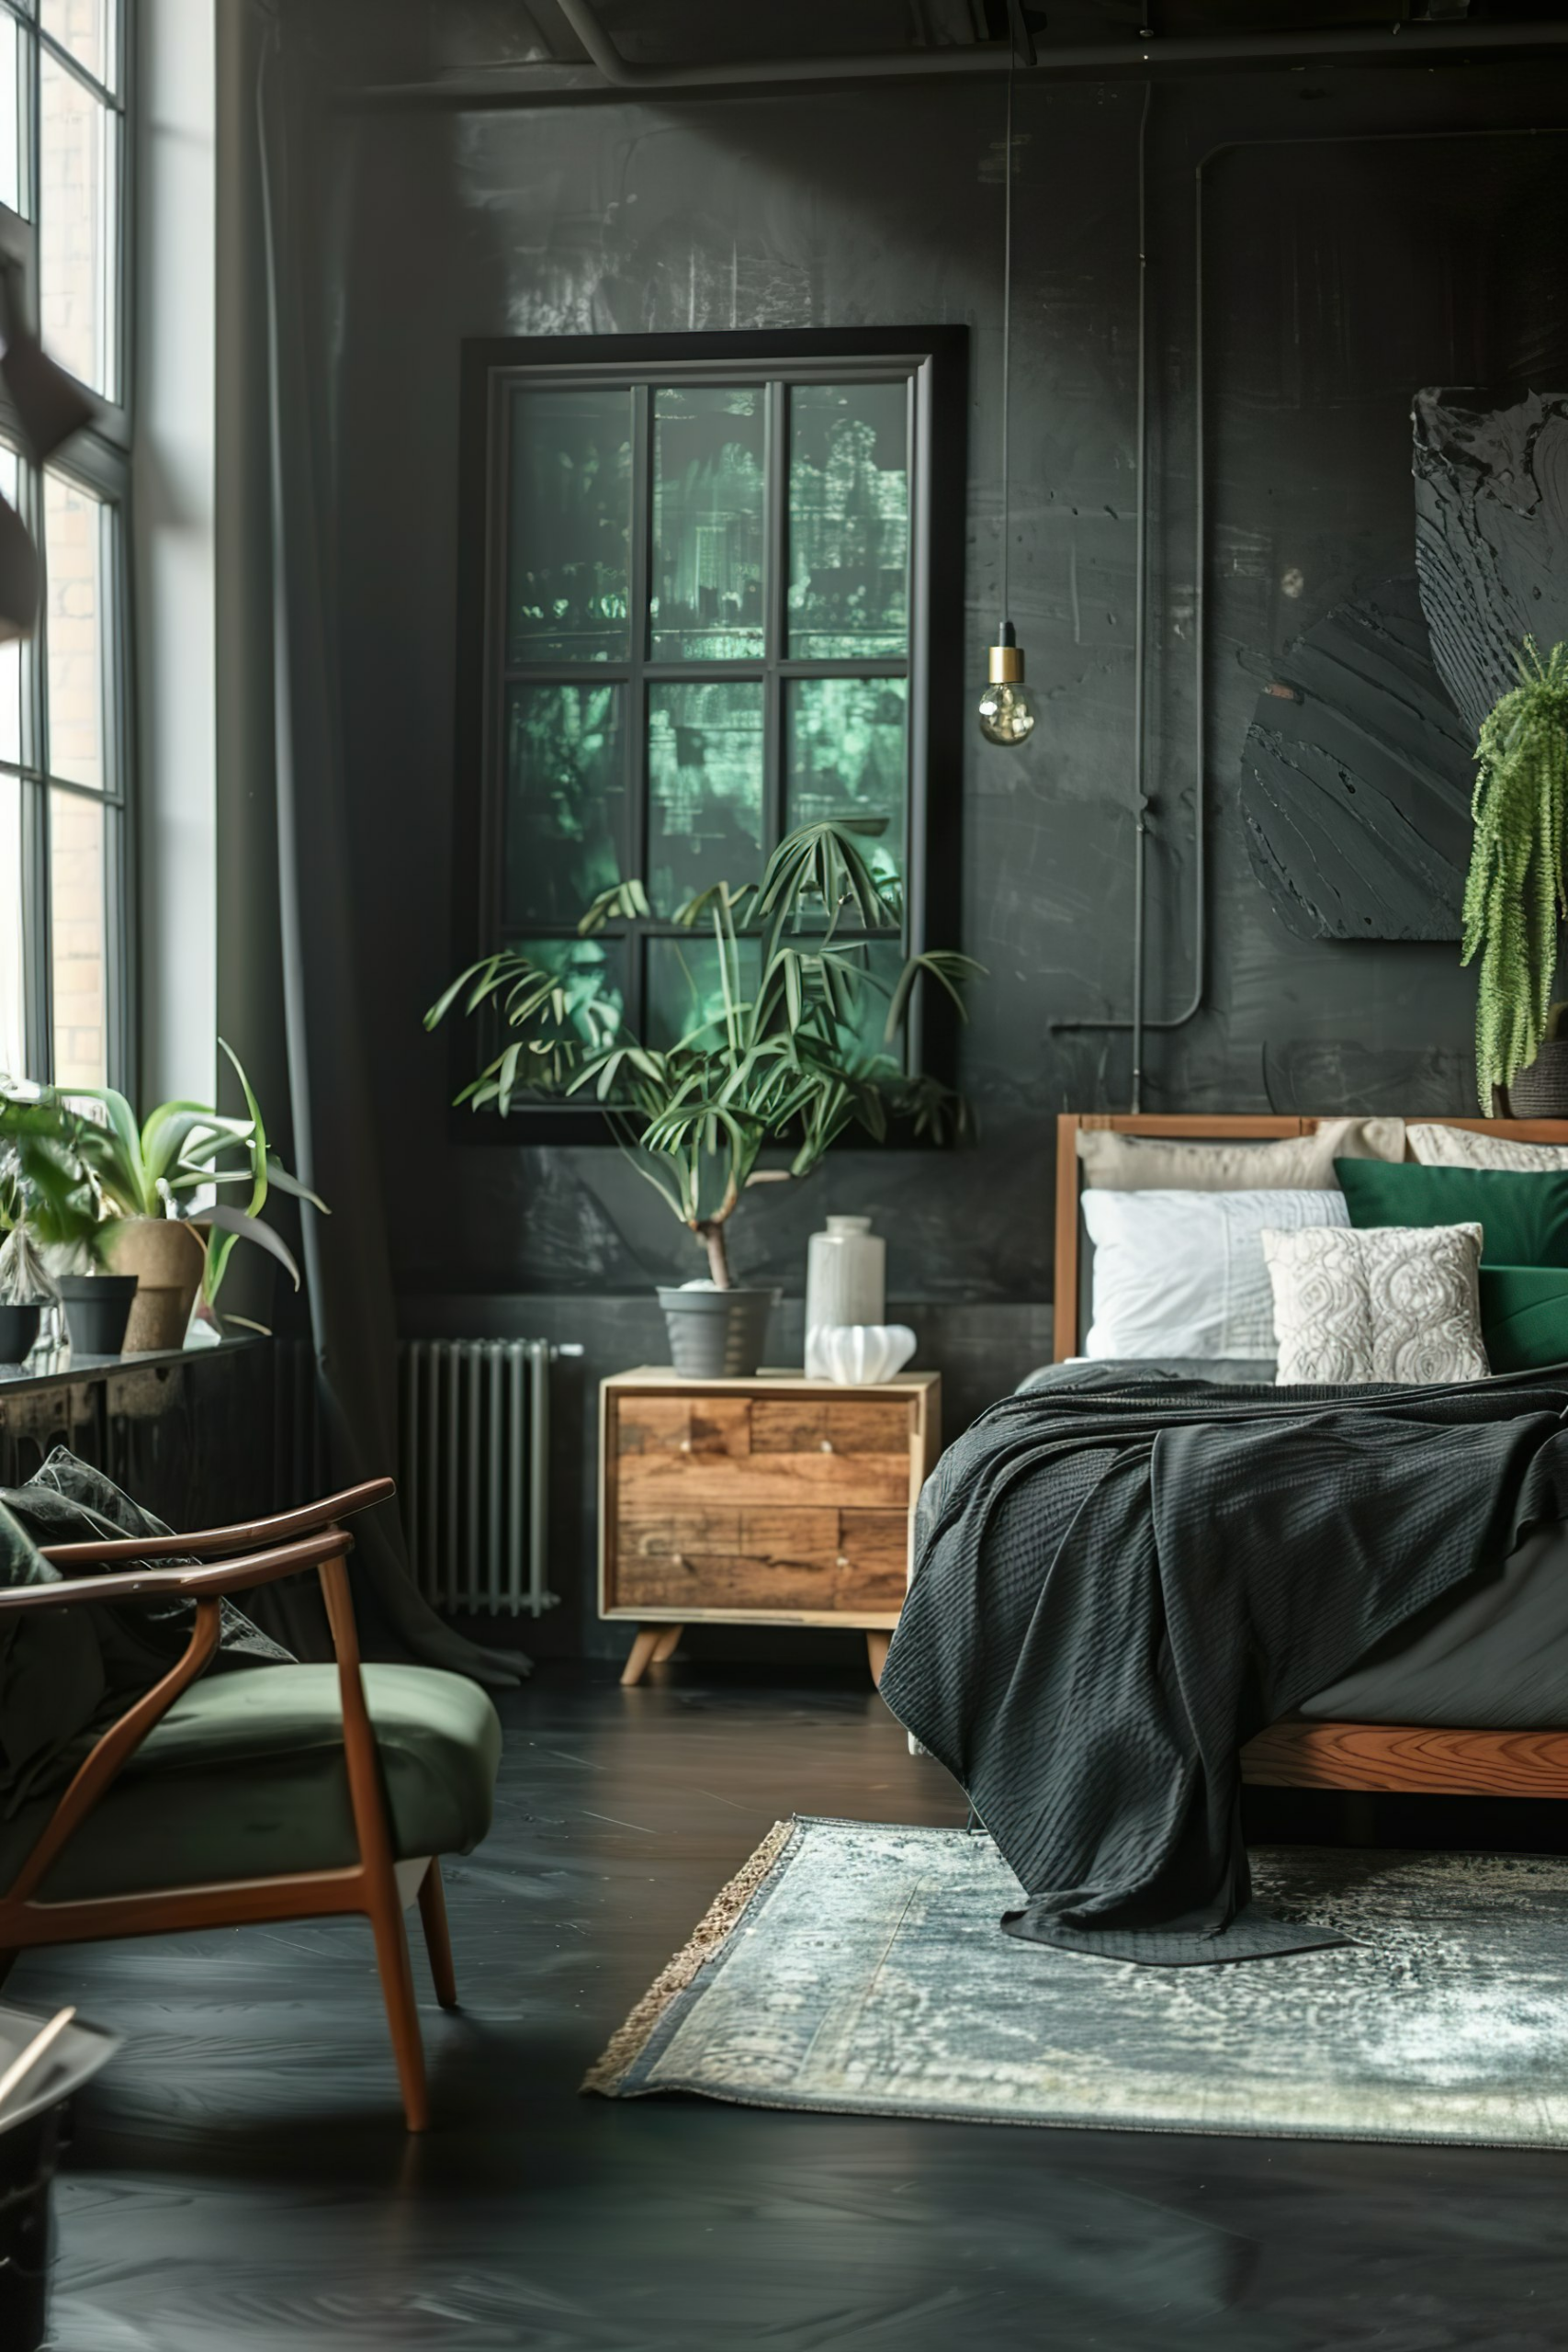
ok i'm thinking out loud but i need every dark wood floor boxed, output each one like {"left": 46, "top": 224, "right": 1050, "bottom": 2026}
{"left": 17, "top": 1664, "right": 1568, "bottom": 2351}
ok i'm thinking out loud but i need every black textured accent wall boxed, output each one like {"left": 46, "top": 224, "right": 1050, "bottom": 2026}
{"left": 299, "top": 20, "right": 1568, "bottom": 1648}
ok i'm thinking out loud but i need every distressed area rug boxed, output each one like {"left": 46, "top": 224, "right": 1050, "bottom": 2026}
{"left": 585, "top": 1818, "right": 1568, "bottom": 2146}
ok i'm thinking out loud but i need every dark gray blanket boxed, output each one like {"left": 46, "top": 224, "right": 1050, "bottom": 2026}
{"left": 0, "top": 1449, "right": 291, "bottom": 1820}
{"left": 878, "top": 1370, "right": 1568, "bottom": 1964}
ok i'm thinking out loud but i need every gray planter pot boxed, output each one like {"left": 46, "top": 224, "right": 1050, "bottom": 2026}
{"left": 56, "top": 1274, "right": 138, "bottom": 1358}
{"left": 1498, "top": 1043, "right": 1568, "bottom": 1118}
{"left": 656, "top": 1286, "right": 778, "bottom": 1379}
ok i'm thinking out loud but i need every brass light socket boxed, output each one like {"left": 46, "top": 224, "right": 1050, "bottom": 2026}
{"left": 987, "top": 640, "right": 1025, "bottom": 684}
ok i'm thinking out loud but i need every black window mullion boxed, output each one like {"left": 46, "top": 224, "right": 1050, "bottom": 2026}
{"left": 761, "top": 378, "right": 785, "bottom": 858}
{"left": 626, "top": 380, "right": 652, "bottom": 1039}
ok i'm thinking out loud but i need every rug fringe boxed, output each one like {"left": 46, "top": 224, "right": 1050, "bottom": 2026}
{"left": 581, "top": 1816, "right": 798, "bottom": 2096}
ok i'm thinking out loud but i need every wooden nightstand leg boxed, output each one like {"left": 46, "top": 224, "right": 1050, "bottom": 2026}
{"left": 865, "top": 1631, "right": 891, "bottom": 1688}
{"left": 650, "top": 1625, "right": 683, "bottom": 1664}
{"left": 620, "top": 1627, "right": 663, "bottom": 1687}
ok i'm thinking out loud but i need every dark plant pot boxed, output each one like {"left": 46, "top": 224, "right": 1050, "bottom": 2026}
{"left": 0, "top": 1302, "right": 39, "bottom": 1364}
{"left": 56, "top": 1274, "right": 138, "bottom": 1358}
{"left": 656, "top": 1286, "right": 778, "bottom": 1379}
{"left": 1496, "top": 1043, "right": 1568, "bottom": 1118}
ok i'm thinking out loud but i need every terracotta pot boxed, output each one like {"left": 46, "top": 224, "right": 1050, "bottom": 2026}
{"left": 105, "top": 1218, "right": 204, "bottom": 1352}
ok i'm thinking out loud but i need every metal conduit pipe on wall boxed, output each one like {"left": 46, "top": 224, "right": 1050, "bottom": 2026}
{"left": 552, "top": 1, "right": 1568, "bottom": 96}
{"left": 1057, "top": 121, "right": 1568, "bottom": 1111}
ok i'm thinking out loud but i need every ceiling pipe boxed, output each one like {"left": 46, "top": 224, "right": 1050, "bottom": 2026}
{"left": 552, "top": 0, "right": 1568, "bottom": 91}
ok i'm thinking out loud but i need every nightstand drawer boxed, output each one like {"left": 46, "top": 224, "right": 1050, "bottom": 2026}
{"left": 614, "top": 1505, "right": 908, "bottom": 1614}
{"left": 615, "top": 1399, "right": 911, "bottom": 1510}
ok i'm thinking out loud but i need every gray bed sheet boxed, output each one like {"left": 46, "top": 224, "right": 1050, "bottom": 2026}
{"left": 1013, "top": 1358, "right": 1568, "bottom": 1728}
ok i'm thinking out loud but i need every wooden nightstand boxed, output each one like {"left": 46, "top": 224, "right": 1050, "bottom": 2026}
{"left": 600, "top": 1368, "right": 942, "bottom": 1687}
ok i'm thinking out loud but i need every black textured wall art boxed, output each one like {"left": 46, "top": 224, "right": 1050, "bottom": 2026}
{"left": 1414, "top": 387, "right": 1568, "bottom": 737}
{"left": 1239, "top": 575, "right": 1472, "bottom": 942}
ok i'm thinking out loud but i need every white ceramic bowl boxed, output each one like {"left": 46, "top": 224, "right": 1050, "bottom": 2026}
{"left": 809, "top": 1322, "right": 918, "bottom": 1385}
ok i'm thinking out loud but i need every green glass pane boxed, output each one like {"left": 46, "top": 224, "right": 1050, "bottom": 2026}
{"left": 503, "top": 684, "right": 625, "bottom": 927}
{"left": 784, "top": 676, "right": 907, "bottom": 899}
{"left": 645, "top": 936, "right": 761, "bottom": 1053}
{"left": 507, "top": 388, "right": 632, "bottom": 662}
{"left": 650, "top": 388, "right": 765, "bottom": 659}
{"left": 648, "top": 681, "right": 764, "bottom": 911}
{"left": 787, "top": 382, "right": 909, "bottom": 657}
{"left": 508, "top": 935, "right": 627, "bottom": 1057}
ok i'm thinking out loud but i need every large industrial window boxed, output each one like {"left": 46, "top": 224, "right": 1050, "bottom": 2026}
{"left": 0, "top": 0, "right": 131, "bottom": 1091}
{"left": 453, "top": 328, "right": 966, "bottom": 1137}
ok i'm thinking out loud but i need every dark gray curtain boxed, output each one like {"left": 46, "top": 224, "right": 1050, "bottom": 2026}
{"left": 251, "top": 17, "right": 525, "bottom": 1684}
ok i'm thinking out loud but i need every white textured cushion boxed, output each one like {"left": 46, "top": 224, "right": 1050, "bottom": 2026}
{"left": 1262, "top": 1222, "right": 1489, "bottom": 1386}
{"left": 1076, "top": 1117, "right": 1404, "bottom": 1193}
{"left": 1407, "top": 1124, "right": 1568, "bottom": 1172}
{"left": 1082, "top": 1188, "right": 1349, "bottom": 1361}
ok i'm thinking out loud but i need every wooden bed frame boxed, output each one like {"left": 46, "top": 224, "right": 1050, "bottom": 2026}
{"left": 1055, "top": 1112, "right": 1568, "bottom": 1804}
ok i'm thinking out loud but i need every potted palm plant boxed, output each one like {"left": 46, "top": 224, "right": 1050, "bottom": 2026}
{"left": 1463, "top": 637, "right": 1568, "bottom": 1113}
{"left": 427, "top": 821, "right": 981, "bottom": 1376}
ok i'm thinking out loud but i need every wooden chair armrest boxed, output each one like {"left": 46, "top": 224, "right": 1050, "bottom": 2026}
{"left": 39, "top": 1478, "right": 394, "bottom": 1567}
{"left": 0, "top": 1528, "right": 354, "bottom": 1613}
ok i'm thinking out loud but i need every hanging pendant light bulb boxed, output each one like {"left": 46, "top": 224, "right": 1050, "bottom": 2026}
{"left": 978, "top": 619, "right": 1035, "bottom": 745}
{"left": 978, "top": 40, "right": 1033, "bottom": 748}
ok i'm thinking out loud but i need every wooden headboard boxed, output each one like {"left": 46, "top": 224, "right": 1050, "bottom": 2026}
{"left": 1054, "top": 1113, "right": 1568, "bottom": 1364}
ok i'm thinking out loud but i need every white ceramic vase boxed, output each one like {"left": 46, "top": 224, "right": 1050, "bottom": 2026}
{"left": 810, "top": 1322, "right": 917, "bottom": 1386}
{"left": 805, "top": 1216, "right": 885, "bottom": 1378}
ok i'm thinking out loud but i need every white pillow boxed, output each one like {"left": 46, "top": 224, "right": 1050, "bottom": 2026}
{"left": 1408, "top": 1123, "right": 1568, "bottom": 1172}
{"left": 1262, "top": 1222, "right": 1488, "bottom": 1386}
{"left": 1077, "top": 1115, "right": 1404, "bottom": 1192}
{"left": 1082, "top": 1188, "right": 1349, "bottom": 1361}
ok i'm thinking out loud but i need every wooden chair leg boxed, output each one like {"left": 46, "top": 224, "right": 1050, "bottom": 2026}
{"left": 620, "top": 1627, "right": 663, "bottom": 1686}
{"left": 417, "top": 1860, "right": 458, "bottom": 2010}
{"left": 865, "top": 1631, "right": 891, "bottom": 1688}
{"left": 650, "top": 1624, "right": 682, "bottom": 1665}
{"left": 367, "top": 1875, "right": 429, "bottom": 2133}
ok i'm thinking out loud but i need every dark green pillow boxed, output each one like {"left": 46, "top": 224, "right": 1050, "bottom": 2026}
{"left": 1335, "top": 1159, "right": 1568, "bottom": 1267}
{"left": 1479, "top": 1266, "right": 1568, "bottom": 1374}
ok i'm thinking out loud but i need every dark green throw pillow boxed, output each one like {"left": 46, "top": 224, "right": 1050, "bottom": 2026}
{"left": 1335, "top": 1159, "right": 1568, "bottom": 1268}
{"left": 1479, "top": 1266, "right": 1568, "bottom": 1374}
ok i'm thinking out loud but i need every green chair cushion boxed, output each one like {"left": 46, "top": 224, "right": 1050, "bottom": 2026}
{"left": 1335, "top": 1159, "right": 1568, "bottom": 1265}
{"left": 0, "top": 1664, "right": 502, "bottom": 1905}
{"left": 1479, "top": 1265, "right": 1568, "bottom": 1374}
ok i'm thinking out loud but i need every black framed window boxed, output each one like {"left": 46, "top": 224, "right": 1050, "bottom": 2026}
{"left": 0, "top": 0, "right": 132, "bottom": 1092}
{"left": 452, "top": 328, "right": 966, "bottom": 1138}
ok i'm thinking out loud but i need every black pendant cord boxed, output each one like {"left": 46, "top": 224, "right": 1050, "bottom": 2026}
{"left": 998, "top": 44, "right": 1013, "bottom": 635}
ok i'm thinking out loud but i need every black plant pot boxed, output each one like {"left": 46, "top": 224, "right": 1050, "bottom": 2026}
{"left": 0, "top": 1302, "right": 39, "bottom": 1364}
{"left": 656, "top": 1286, "right": 778, "bottom": 1379}
{"left": 1497, "top": 1043, "right": 1568, "bottom": 1118}
{"left": 56, "top": 1275, "right": 138, "bottom": 1358}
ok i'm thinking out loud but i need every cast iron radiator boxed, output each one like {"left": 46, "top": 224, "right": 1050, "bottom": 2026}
{"left": 398, "top": 1339, "right": 561, "bottom": 1620}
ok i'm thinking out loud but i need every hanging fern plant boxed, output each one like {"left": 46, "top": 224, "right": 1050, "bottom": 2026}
{"left": 1461, "top": 636, "right": 1568, "bottom": 1110}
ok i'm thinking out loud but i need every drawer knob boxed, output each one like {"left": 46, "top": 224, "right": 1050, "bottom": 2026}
{"left": 836, "top": 1554, "right": 849, "bottom": 1568}
{"left": 672, "top": 1552, "right": 686, "bottom": 1568}
{"left": 679, "top": 1438, "right": 693, "bottom": 1453}
{"left": 819, "top": 1438, "right": 835, "bottom": 1453}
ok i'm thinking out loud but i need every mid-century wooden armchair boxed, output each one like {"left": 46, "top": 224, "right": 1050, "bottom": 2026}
{"left": 0, "top": 1479, "right": 501, "bottom": 2132}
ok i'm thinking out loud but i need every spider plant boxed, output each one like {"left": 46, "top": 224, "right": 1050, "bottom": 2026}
{"left": 427, "top": 821, "right": 982, "bottom": 1288}
{"left": 0, "top": 1042, "right": 326, "bottom": 1309}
